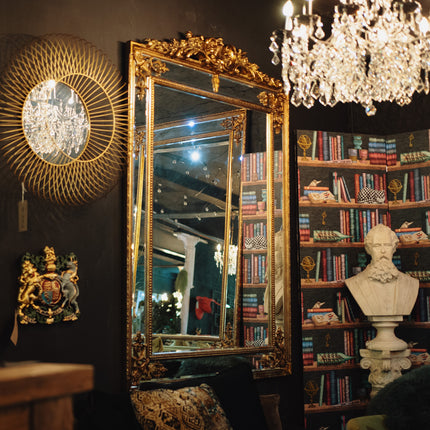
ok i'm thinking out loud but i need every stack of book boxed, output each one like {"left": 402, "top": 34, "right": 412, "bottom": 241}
{"left": 395, "top": 226, "right": 428, "bottom": 243}
{"left": 299, "top": 213, "right": 310, "bottom": 242}
{"left": 242, "top": 190, "right": 257, "bottom": 215}
{"left": 385, "top": 139, "right": 397, "bottom": 166}
{"left": 307, "top": 307, "right": 335, "bottom": 322}
{"left": 302, "top": 336, "right": 314, "bottom": 366}
{"left": 242, "top": 292, "right": 258, "bottom": 319}
{"left": 368, "top": 137, "right": 387, "bottom": 165}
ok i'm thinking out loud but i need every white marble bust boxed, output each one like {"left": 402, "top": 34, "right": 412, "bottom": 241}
{"left": 345, "top": 224, "right": 419, "bottom": 317}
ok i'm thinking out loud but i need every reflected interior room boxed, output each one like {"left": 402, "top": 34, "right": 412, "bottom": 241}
{"left": 2, "top": 1, "right": 430, "bottom": 430}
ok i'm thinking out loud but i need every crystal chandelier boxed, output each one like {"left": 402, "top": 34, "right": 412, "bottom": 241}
{"left": 214, "top": 243, "right": 238, "bottom": 276}
{"left": 270, "top": 0, "right": 430, "bottom": 115}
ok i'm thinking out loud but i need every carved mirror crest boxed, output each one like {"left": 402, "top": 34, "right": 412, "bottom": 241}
{"left": 126, "top": 32, "right": 292, "bottom": 387}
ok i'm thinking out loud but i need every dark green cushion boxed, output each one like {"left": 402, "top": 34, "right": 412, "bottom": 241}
{"left": 346, "top": 414, "right": 387, "bottom": 430}
{"left": 367, "top": 366, "right": 430, "bottom": 430}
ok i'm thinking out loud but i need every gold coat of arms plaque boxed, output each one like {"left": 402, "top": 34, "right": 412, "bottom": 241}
{"left": 17, "top": 246, "right": 80, "bottom": 324}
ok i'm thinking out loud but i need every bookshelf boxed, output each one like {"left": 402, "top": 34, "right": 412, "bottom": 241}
{"left": 297, "top": 128, "right": 430, "bottom": 430}
{"left": 241, "top": 150, "right": 283, "bottom": 349}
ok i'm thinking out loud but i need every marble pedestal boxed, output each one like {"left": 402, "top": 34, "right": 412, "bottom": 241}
{"left": 360, "top": 316, "right": 411, "bottom": 397}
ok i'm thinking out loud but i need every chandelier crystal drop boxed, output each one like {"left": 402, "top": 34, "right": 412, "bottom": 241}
{"left": 271, "top": 0, "right": 430, "bottom": 115}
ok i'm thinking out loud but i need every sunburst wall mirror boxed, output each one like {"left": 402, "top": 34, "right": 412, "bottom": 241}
{"left": 0, "top": 34, "right": 127, "bottom": 206}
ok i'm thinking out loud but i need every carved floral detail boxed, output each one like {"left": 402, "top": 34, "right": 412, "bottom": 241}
{"left": 258, "top": 91, "right": 287, "bottom": 134}
{"left": 139, "top": 31, "right": 282, "bottom": 90}
{"left": 221, "top": 113, "right": 245, "bottom": 146}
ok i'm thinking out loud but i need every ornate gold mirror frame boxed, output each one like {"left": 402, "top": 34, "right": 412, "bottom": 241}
{"left": 0, "top": 34, "right": 127, "bottom": 206}
{"left": 126, "top": 32, "right": 291, "bottom": 387}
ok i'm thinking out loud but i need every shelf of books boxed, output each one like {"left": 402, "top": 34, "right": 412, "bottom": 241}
{"left": 297, "top": 128, "right": 430, "bottom": 430}
{"left": 241, "top": 150, "right": 283, "bottom": 349}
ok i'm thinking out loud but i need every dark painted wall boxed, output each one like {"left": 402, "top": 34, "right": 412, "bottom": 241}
{"left": 2, "top": 1, "right": 429, "bottom": 429}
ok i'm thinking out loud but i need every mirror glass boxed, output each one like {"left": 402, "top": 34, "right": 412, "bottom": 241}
{"left": 127, "top": 36, "right": 291, "bottom": 383}
{"left": 133, "top": 82, "right": 244, "bottom": 353}
{"left": 23, "top": 81, "right": 89, "bottom": 164}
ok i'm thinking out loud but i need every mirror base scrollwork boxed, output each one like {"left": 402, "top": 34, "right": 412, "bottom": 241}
{"left": 260, "top": 328, "right": 290, "bottom": 371}
{"left": 215, "top": 322, "right": 234, "bottom": 349}
{"left": 131, "top": 332, "right": 167, "bottom": 387}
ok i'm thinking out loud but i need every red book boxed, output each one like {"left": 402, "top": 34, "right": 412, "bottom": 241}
{"left": 263, "top": 151, "right": 267, "bottom": 181}
{"left": 383, "top": 174, "right": 387, "bottom": 202}
{"left": 409, "top": 171, "right": 415, "bottom": 202}
{"left": 345, "top": 210, "right": 351, "bottom": 242}
{"left": 318, "top": 130, "right": 323, "bottom": 161}
{"left": 395, "top": 227, "right": 422, "bottom": 232}
{"left": 374, "top": 174, "right": 380, "bottom": 190}
{"left": 301, "top": 291, "right": 304, "bottom": 323}
{"left": 322, "top": 249, "right": 327, "bottom": 282}
{"left": 325, "top": 373, "right": 331, "bottom": 406}
{"left": 354, "top": 173, "right": 360, "bottom": 201}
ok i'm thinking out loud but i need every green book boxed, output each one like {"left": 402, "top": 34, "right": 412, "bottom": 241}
{"left": 315, "top": 251, "right": 321, "bottom": 282}
{"left": 312, "top": 130, "right": 317, "bottom": 160}
{"left": 402, "top": 172, "right": 408, "bottom": 202}
{"left": 319, "top": 373, "right": 325, "bottom": 406}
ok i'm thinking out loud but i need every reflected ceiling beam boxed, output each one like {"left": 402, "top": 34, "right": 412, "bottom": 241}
{"left": 154, "top": 211, "right": 226, "bottom": 219}
{"left": 158, "top": 217, "right": 225, "bottom": 244}
{"left": 154, "top": 168, "right": 239, "bottom": 211}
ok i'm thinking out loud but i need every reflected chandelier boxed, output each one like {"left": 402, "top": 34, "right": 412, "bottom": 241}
{"left": 214, "top": 243, "right": 238, "bottom": 276}
{"left": 270, "top": 0, "right": 430, "bottom": 115}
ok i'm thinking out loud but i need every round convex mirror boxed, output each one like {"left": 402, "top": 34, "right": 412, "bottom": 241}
{"left": 23, "top": 80, "right": 90, "bottom": 165}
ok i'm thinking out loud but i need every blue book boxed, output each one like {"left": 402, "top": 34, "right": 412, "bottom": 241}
{"left": 330, "top": 371, "right": 337, "bottom": 405}
{"left": 414, "top": 168, "right": 421, "bottom": 202}
{"left": 326, "top": 248, "right": 333, "bottom": 282}
{"left": 323, "top": 131, "right": 329, "bottom": 161}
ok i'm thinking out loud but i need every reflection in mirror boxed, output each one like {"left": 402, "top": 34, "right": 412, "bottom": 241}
{"left": 133, "top": 85, "right": 245, "bottom": 355}
{"left": 23, "top": 81, "right": 89, "bottom": 164}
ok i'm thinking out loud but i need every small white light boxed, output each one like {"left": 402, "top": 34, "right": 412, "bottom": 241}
{"left": 191, "top": 150, "right": 200, "bottom": 161}
{"left": 188, "top": 120, "right": 195, "bottom": 127}
{"left": 283, "top": 0, "right": 293, "bottom": 17}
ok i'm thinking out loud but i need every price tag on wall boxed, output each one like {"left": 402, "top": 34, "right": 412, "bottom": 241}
{"left": 18, "top": 183, "right": 28, "bottom": 232}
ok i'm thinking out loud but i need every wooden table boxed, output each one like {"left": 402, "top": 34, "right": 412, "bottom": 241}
{"left": 0, "top": 362, "right": 94, "bottom": 430}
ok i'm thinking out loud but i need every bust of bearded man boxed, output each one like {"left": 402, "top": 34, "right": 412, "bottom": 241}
{"left": 345, "top": 224, "right": 419, "bottom": 317}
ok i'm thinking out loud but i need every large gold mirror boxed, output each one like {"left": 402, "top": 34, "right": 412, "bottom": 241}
{"left": 126, "top": 32, "right": 291, "bottom": 386}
